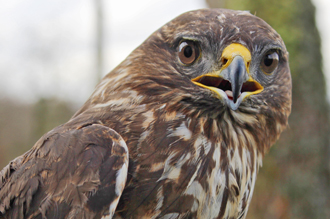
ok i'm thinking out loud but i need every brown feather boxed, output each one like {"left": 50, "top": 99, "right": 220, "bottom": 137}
{"left": 0, "top": 124, "right": 128, "bottom": 219}
{"left": 1, "top": 8, "right": 291, "bottom": 219}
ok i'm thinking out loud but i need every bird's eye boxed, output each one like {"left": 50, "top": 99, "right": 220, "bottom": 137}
{"left": 178, "top": 40, "right": 200, "bottom": 65}
{"left": 261, "top": 51, "right": 279, "bottom": 74}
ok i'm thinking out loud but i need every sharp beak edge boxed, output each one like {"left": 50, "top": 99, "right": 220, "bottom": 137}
{"left": 191, "top": 43, "right": 264, "bottom": 110}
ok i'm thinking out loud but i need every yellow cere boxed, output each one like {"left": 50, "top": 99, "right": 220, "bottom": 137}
{"left": 191, "top": 43, "right": 263, "bottom": 100}
{"left": 221, "top": 43, "right": 251, "bottom": 72}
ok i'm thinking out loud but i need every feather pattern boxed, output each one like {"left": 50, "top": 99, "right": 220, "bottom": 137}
{"left": 0, "top": 124, "right": 128, "bottom": 218}
{"left": 0, "top": 9, "right": 291, "bottom": 219}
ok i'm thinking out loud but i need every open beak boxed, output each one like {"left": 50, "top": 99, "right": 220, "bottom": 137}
{"left": 191, "top": 43, "right": 263, "bottom": 110}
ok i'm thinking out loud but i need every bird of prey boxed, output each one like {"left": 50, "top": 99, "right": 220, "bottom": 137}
{"left": 0, "top": 8, "right": 291, "bottom": 219}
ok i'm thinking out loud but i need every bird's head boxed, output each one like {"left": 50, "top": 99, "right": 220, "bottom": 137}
{"left": 87, "top": 9, "right": 291, "bottom": 138}
{"left": 118, "top": 9, "right": 291, "bottom": 117}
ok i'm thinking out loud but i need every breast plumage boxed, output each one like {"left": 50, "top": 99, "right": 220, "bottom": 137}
{"left": 0, "top": 8, "right": 291, "bottom": 219}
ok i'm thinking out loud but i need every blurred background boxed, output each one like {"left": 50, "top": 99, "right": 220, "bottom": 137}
{"left": 0, "top": 0, "right": 329, "bottom": 218}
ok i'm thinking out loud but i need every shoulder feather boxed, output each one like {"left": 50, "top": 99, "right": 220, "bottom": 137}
{"left": 0, "top": 124, "right": 128, "bottom": 219}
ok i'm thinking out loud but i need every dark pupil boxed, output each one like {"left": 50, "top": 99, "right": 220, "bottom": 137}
{"left": 264, "top": 55, "right": 273, "bottom": 66}
{"left": 184, "top": 46, "right": 193, "bottom": 58}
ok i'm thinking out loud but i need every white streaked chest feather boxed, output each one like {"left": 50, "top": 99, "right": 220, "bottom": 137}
{"left": 158, "top": 120, "right": 263, "bottom": 218}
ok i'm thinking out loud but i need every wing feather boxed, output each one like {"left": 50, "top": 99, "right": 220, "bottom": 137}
{"left": 0, "top": 124, "right": 128, "bottom": 219}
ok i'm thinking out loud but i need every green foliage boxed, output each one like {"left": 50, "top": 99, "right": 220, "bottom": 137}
{"left": 206, "top": 0, "right": 330, "bottom": 218}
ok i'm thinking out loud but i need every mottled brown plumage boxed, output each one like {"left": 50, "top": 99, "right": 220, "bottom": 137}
{"left": 0, "top": 9, "right": 291, "bottom": 219}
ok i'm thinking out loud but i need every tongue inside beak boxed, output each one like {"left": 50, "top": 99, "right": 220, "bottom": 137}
{"left": 225, "top": 90, "right": 234, "bottom": 100}
{"left": 192, "top": 75, "right": 263, "bottom": 103}
{"left": 191, "top": 43, "right": 264, "bottom": 109}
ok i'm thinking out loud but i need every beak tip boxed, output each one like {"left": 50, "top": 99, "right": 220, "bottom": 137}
{"left": 232, "top": 95, "right": 239, "bottom": 104}
{"left": 232, "top": 91, "right": 242, "bottom": 104}
{"left": 228, "top": 99, "right": 240, "bottom": 111}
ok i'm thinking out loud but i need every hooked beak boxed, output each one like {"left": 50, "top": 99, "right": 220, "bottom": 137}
{"left": 191, "top": 43, "right": 263, "bottom": 110}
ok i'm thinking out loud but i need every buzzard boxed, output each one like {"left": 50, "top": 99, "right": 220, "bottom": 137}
{"left": 0, "top": 9, "right": 291, "bottom": 219}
